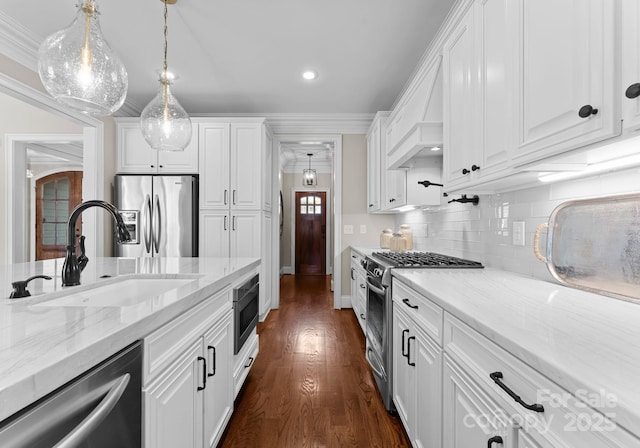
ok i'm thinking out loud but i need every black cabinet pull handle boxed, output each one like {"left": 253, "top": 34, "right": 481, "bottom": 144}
{"left": 360, "top": 313, "right": 366, "bottom": 320}
{"left": 351, "top": 268, "right": 355, "bottom": 280}
{"left": 471, "top": 164, "right": 481, "bottom": 171}
{"left": 245, "top": 356, "right": 255, "bottom": 368}
{"left": 406, "top": 336, "right": 416, "bottom": 366}
{"left": 401, "top": 329, "right": 410, "bottom": 358}
{"left": 488, "top": 435, "right": 503, "bottom": 447}
{"left": 489, "top": 371, "right": 544, "bottom": 412}
{"left": 368, "top": 203, "right": 374, "bottom": 208}
{"left": 626, "top": 83, "right": 640, "bottom": 99}
{"left": 207, "top": 345, "right": 216, "bottom": 377}
{"left": 197, "top": 356, "right": 207, "bottom": 391}
{"left": 402, "top": 298, "right": 419, "bottom": 309}
{"left": 360, "top": 283, "right": 366, "bottom": 289}
{"left": 389, "top": 198, "right": 396, "bottom": 203}
{"left": 461, "top": 168, "right": 470, "bottom": 175}
{"left": 578, "top": 104, "right": 598, "bottom": 118}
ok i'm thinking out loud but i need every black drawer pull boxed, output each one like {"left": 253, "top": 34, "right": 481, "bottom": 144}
{"left": 197, "top": 356, "right": 207, "bottom": 391}
{"left": 245, "top": 356, "right": 255, "bottom": 368}
{"left": 626, "top": 83, "right": 640, "bottom": 99}
{"left": 578, "top": 104, "right": 598, "bottom": 118}
{"left": 402, "top": 298, "right": 419, "bottom": 309}
{"left": 488, "top": 435, "right": 503, "bottom": 447}
{"left": 207, "top": 345, "right": 216, "bottom": 377}
{"left": 401, "top": 329, "right": 410, "bottom": 358}
{"left": 489, "top": 371, "right": 544, "bottom": 412}
{"left": 360, "top": 313, "right": 366, "bottom": 320}
{"left": 406, "top": 336, "right": 416, "bottom": 366}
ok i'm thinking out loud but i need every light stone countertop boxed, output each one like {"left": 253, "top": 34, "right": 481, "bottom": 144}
{"left": 391, "top": 267, "right": 640, "bottom": 439}
{"left": 0, "top": 256, "right": 260, "bottom": 422}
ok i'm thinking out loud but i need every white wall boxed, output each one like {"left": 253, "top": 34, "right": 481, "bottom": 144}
{"left": 395, "top": 165, "right": 640, "bottom": 284}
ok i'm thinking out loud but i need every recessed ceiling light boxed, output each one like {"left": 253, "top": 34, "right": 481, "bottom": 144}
{"left": 431, "top": 146, "right": 441, "bottom": 152}
{"left": 302, "top": 70, "right": 318, "bottom": 81}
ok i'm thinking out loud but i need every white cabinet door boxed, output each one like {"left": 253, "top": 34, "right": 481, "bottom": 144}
{"left": 203, "top": 313, "right": 233, "bottom": 448}
{"left": 263, "top": 126, "right": 273, "bottom": 212}
{"left": 230, "top": 124, "right": 261, "bottom": 210}
{"left": 443, "top": 5, "right": 477, "bottom": 186}
{"left": 622, "top": 0, "right": 640, "bottom": 132}
{"left": 144, "top": 340, "right": 204, "bottom": 448}
{"left": 383, "top": 169, "right": 407, "bottom": 210}
{"left": 199, "top": 123, "right": 231, "bottom": 209}
{"left": 117, "top": 123, "right": 156, "bottom": 173}
{"left": 514, "top": 0, "right": 617, "bottom": 165}
{"left": 443, "top": 355, "right": 511, "bottom": 448}
{"left": 366, "top": 119, "right": 381, "bottom": 212}
{"left": 200, "top": 211, "right": 230, "bottom": 257}
{"left": 157, "top": 123, "right": 199, "bottom": 173}
{"left": 477, "top": 0, "right": 514, "bottom": 176}
{"left": 392, "top": 304, "right": 414, "bottom": 433}
{"left": 230, "top": 211, "right": 261, "bottom": 258}
{"left": 414, "top": 327, "right": 442, "bottom": 448}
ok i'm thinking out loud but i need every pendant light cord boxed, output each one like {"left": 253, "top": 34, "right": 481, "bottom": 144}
{"left": 163, "top": 0, "right": 168, "bottom": 76}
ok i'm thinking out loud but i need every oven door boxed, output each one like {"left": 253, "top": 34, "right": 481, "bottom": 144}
{"left": 365, "top": 274, "right": 394, "bottom": 410}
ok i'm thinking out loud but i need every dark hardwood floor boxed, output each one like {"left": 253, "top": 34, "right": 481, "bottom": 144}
{"left": 218, "top": 274, "right": 410, "bottom": 448}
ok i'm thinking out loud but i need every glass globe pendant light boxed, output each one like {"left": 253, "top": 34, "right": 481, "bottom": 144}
{"left": 140, "top": 0, "right": 192, "bottom": 152}
{"left": 37, "top": 0, "right": 128, "bottom": 116}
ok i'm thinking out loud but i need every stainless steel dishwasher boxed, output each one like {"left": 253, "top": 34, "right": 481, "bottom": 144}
{"left": 0, "top": 341, "right": 142, "bottom": 448}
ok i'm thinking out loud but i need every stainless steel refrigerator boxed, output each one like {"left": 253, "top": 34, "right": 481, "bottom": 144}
{"left": 114, "top": 174, "right": 198, "bottom": 257}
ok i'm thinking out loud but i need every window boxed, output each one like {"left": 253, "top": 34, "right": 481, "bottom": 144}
{"left": 299, "top": 195, "right": 322, "bottom": 215}
{"left": 41, "top": 178, "right": 70, "bottom": 245}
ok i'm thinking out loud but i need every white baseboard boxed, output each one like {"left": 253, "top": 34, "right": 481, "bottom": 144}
{"left": 342, "top": 295, "right": 353, "bottom": 309}
{"left": 280, "top": 266, "right": 292, "bottom": 276}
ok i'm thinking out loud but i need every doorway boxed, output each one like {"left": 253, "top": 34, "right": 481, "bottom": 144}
{"left": 35, "top": 171, "right": 83, "bottom": 260}
{"left": 294, "top": 191, "right": 326, "bottom": 275}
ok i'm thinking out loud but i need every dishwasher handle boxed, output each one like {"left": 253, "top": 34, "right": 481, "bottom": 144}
{"left": 53, "top": 373, "right": 131, "bottom": 448}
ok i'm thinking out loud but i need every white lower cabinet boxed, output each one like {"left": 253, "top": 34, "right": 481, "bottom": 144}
{"left": 200, "top": 210, "right": 261, "bottom": 258}
{"left": 443, "top": 354, "right": 514, "bottom": 448}
{"left": 391, "top": 279, "right": 640, "bottom": 447}
{"left": 143, "top": 286, "right": 241, "bottom": 448}
{"left": 392, "top": 283, "right": 443, "bottom": 448}
{"left": 350, "top": 250, "right": 367, "bottom": 334}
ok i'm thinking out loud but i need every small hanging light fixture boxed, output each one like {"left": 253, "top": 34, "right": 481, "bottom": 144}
{"left": 37, "top": 0, "right": 128, "bottom": 115}
{"left": 140, "top": 0, "right": 192, "bottom": 152}
{"left": 302, "top": 153, "right": 317, "bottom": 186}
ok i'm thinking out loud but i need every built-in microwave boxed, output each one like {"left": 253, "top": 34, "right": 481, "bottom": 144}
{"left": 233, "top": 274, "right": 259, "bottom": 354}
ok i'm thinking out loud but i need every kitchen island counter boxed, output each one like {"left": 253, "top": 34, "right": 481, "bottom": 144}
{"left": 0, "top": 256, "right": 260, "bottom": 422}
{"left": 392, "top": 267, "right": 640, "bottom": 439}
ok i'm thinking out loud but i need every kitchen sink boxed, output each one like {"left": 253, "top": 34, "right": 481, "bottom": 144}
{"left": 32, "top": 275, "right": 201, "bottom": 308}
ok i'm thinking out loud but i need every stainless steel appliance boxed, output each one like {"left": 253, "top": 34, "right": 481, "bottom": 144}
{"left": 233, "top": 274, "right": 259, "bottom": 354}
{"left": 114, "top": 174, "right": 198, "bottom": 257}
{"left": 0, "top": 341, "right": 142, "bottom": 447}
{"left": 364, "top": 251, "right": 483, "bottom": 411}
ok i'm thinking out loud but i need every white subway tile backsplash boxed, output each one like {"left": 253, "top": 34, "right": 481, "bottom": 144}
{"left": 396, "top": 167, "right": 639, "bottom": 282}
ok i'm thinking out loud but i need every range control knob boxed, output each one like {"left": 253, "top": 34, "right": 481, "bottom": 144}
{"left": 373, "top": 268, "right": 384, "bottom": 277}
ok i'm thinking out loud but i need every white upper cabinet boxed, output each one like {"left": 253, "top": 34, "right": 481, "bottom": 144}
{"left": 199, "top": 119, "right": 268, "bottom": 211}
{"left": 116, "top": 119, "right": 199, "bottom": 174}
{"left": 443, "top": 0, "right": 515, "bottom": 190}
{"left": 514, "top": 0, "right": 619, "bottom": 165}
{"left": 366, "top": 116, "right": 383, "bottom": 212}
{"left": 622, "top": 0, "right": 640, "bottom": 132}
{"left": 443, "top": 5, "right": 478, "bottom": 187}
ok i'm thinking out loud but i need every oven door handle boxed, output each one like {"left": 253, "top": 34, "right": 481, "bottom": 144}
{"left": 366, "top": 347, "right": 386, "bottom": 379}
{"left": 53, "top": 373, "right": 131, "bottom": 448}
{"left": 366, "top": 279, "right": 386, "bottom": 296}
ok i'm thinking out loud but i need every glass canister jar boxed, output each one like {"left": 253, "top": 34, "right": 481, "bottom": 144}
{"left": 389, "top": 232, "right": 407, "bottom": 252}
{"left": 380, "top": 228, "right": 393, "bottom": 249}
{"left": 399, "top": 224, "right": 413, "bottom": 250}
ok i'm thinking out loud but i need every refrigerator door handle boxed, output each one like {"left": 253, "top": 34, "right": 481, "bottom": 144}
{"left": 144, "top": 195, "right": 152, "bottom": 253}
{"left": 153, "top": 194, "right": 161, "bottom": 254}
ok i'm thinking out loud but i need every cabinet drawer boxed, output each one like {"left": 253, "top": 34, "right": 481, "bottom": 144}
{"left": 392, "top": 280, "right": 443, "bottom": 345}
{"left": 444, "top": 313, "right": 640, "bottom": 447}
{"left": 233, "top": 331, "right": 259, "bottom": 398}
{"left": 144, "top": 286, "right": 232, "bottom": 384}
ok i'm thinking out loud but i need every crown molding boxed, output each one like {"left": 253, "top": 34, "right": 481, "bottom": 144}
{"left": 0, "top": 12, "right": 40, "bottom": 71}
{"left": 265, "top": 113, "right": 374, "bottom": 134}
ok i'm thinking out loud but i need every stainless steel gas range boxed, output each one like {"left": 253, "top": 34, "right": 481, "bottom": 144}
{"left": 363, "top": 251, "right": 483, "bottom": 412}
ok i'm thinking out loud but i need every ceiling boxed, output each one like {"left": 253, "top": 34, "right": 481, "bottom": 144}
{"left": 0, "top": 0, "right": 456, "bottom": 115}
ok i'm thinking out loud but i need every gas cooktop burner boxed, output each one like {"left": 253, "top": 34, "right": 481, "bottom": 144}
{"left": 371, "top": 251, "right": 484, "bottom": 268}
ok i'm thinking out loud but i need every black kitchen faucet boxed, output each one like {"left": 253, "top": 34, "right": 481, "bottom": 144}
{"left": 61, "top": 200, "right": 131, "bottom": 286}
